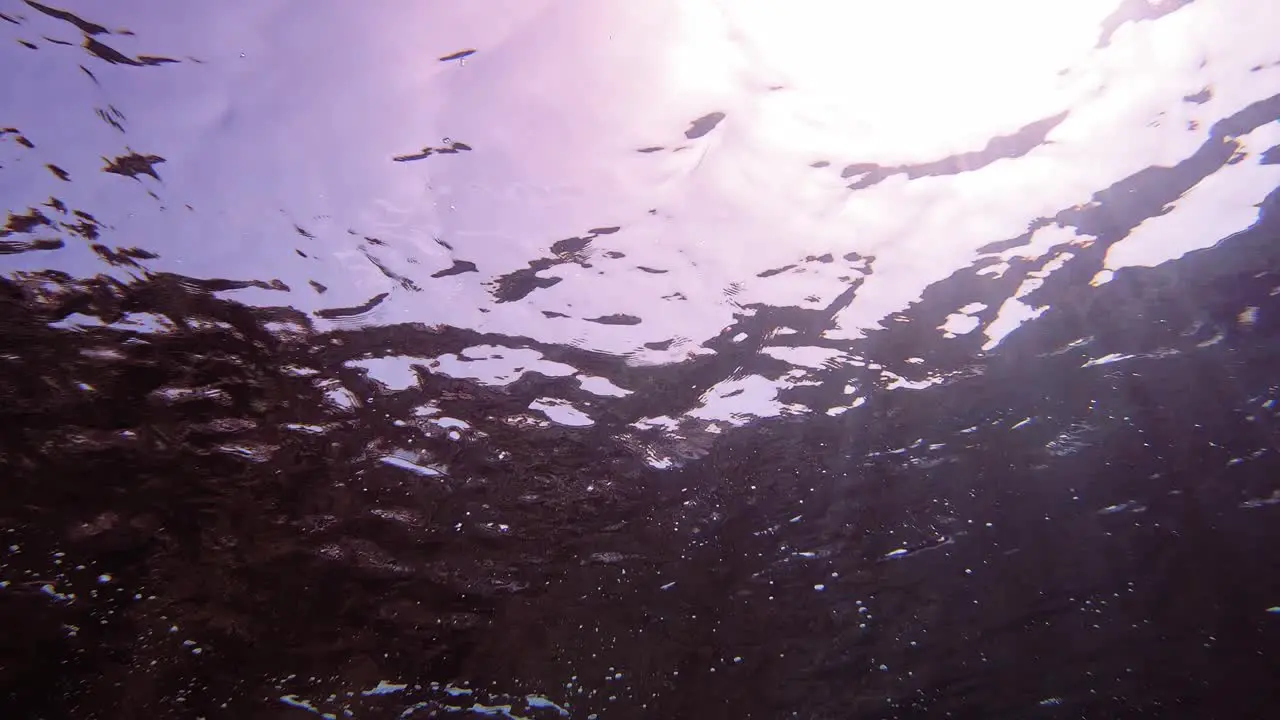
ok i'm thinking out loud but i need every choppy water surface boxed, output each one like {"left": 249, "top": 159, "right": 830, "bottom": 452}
{"left": 2, "top": 0, "right": 1280, "bottom": 717}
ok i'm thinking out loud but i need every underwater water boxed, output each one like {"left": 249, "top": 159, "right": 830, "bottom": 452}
{"left": 2, "top": 0, "right": 1279, "bottom": 717}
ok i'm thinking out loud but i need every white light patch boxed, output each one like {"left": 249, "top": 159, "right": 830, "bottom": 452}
{"left": 1100, "top": 121, "right": 1280, "bottom": 278}
{"left": 983, "top": 300, "right": 1048, "bottom": 351}
{"left": 323, "top": 385, "right": 357, "bottom": 410}
{"left": 346, "top": 356, "right": 429, "bottom": 390}
{"left": 578, "top": 375, "right": 632, "bottom": 397}
{"left": 939, "top": 306, "right": 984, "bottom": 337}
{"left": 380, "top": 454, "right": 445, "bottom": 477}
{"left": 525, "top": 695, "right": 570, "bottom": 716}
{"left": 1083, "top": 353, "right": 1137, "bottom": 367}
{"left": 278, "top": 696, "right": 336, "bottom": 719}
{"left": 883, "top": 372, "right": 945, "bottom": 390}
{"left": 361, "top": 680, "right": 408, "bottom": 696}
{"left": 634, "top": 415, "right": 680, "bottom": 430}
{"left": 998, "top": 223, "right": 1094, "bottom": 261}
{"left": 433, "top": 346, "right": 577, "bottom": 386}
{"left": 529, "top": 398, "right": 594, "bottom": 427}
{"left": 48, "top": 313, "right": 105, "bottom": 329}
{"left": 761, "top": 345, "right": 849, "bottom": 370}
{"left": 978, "top": 262, "right": 1011, "bottom": 279}
{"left": 689, "top": 375, "right": 803, "bottom": 424}
{"left": 982, "top": 252, "right": 1074, "bottom": 350}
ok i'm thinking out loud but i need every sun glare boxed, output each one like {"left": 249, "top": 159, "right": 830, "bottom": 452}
{"left": 692, "top": 0, "right": 1121, "bottom": 157}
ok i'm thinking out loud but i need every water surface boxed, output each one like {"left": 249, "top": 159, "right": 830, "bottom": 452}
{"left": 2, "top": 1, "right": 1280, "bottom": 717}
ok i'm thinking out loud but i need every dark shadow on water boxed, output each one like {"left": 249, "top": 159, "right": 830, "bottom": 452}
{"left": 1, "top": 184, "right": 1278, "bottom": 717}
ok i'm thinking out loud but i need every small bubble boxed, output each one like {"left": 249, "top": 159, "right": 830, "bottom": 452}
{"left": 814, "top": 584, "right": 826, "bottom": 591}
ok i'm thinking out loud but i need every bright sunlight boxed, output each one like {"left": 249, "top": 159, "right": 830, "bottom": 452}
{"left": 685, "top": 0, "right": 1123, "bottom": 158}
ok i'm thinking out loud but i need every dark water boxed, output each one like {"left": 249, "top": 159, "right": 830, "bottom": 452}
{"left": 3, "top": 1, "right": 1280, "bottom": 718}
